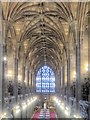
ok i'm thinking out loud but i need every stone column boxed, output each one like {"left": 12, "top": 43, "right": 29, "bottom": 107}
{"left": 62, "top": 65, "right": 65, "bottom": 100}
{"left": 70, "top": 20, "right": 81, "bottom": 113}
{"left": 88, "top": 15, "right": 90, "bottom": 118}
{"left": 62, "top": 49, "right": 66, "bottom": 100}
{"left": 2, "top": 44, "right": 6, "bottom": 108}
{"left": 14, "top": 49, "right": 18, "bottom": 102}
{"left": 0, "top": 4, "right": 3, "bottom": 114}
{"left": 31, "top": 71, "right": 34, "bottom": 93}
{"left": 0, "top": 19, "right": 8, "bottom": 113}
{"left": 27, "top": 70, "right": 30, "bottom": 94}
{"left": 29, "top": 70, "right": 32, "bottom": 93}
{"left": 67, "top": 50, "right": 70, "bottom": 104}
{"left": 60, "top": 70, "right": 61, "bottom": 88}
{"left": 33, "top": 72, "right": 36, "bottom": 94}
{"left": 75, "top": 39, "right": 81, "bottom": 113}
{"left": 31, "top": 72, "right": 33, "bottom": 93}
{"left": 69, "top": 20, "right": 81, "bottom": 114}
{"left": 22, "top": 64, "right": 25, "bottom": 99}
{"left": 74, "top": 23, "right": 81, "bottom": 113}
{"left": 59, "top": 70, "right": 62, "bottom": 96}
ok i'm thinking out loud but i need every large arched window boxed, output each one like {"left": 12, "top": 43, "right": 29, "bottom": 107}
{"left": 36, "top": 66, "right": 55, "bottom": 93}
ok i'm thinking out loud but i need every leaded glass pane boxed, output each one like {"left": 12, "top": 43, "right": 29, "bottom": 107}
{"left": 36, "top": 65, "right": 55, "bottom": 93}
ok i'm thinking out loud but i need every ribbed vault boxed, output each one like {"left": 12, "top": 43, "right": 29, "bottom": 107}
{"left": 0, "top": 2, "right": 89, "bottom": 119}
{"left": 1, "top": 2, "right": 88, "bottom": 77}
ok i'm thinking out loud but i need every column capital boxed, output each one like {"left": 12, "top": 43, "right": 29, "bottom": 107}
{"left": 22, "top": 62, "right": 25, "bottom": 68}
{"left": 69, "top": 19, "right": 81, "bottom": 33}
{"left": 13, "top": 47, "right": 19, "bottom": 60}
{"left": 69, "top": 19, "right": 78, "bottom": 28}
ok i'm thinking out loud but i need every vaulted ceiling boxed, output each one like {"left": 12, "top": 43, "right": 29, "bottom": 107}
{"left": 1, "top": 2, "right": 89, "bottom": 77}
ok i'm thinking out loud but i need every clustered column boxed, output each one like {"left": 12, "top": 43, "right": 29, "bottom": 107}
{"left": 62, "top": 65, "right": 65, "bottom": 100}
{"left": 75, "top": 30, "right": 81, "bottom": 113}
{"left": 0, "top": 3, "right": 3, "bottom": 113}
{"left": 22, "top": 63, "right": 25, "bottom": 99}
{"left": 60, "top": 20, "right": 82, "bottom": 113}
{"left": 27, "top": 70, "right": 30, "bottom": 94}
{"left": 67, "top": 49, "right": 70, "bottom": 105}
{"left": 14, "top": 48, "right": 18, "bottom": 102}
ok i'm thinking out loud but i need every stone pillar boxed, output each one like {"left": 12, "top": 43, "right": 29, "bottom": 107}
{"left": 29, "top": 70, "right": 32, "bottom": 93}
{"left": 75, "top": 24, "right": 81, "bottom": 113}
{"left": 70, "top": 20, "right": 81, "bottom": 113}
{"left": 62, "top": 65, "right": 65, "bottom": 100}
{"left": 59, "top": 70, "right": 62, "bottom": 96}
{"left": 31, "top": 71, "right": 34, "bottom": 93}
{"left": 2, "top": 44, "right": 6, "bottom": 108}
{"left": 75, "top": 39, "right": 81, "bottom": 113}
{"left": 27, "top": 70, "right": 30, "bottom": 94}
{"left": 67, "top": 50, "right": 70, "bottom": 104}
{"left": 0, "top": 3, "right": 3, "bottom": 115}
{"left": 1, "top": 19, "right": 8, "bottom": 113}
{"left": 61, "top": 49, "right": 66, "bottom": 100}
{"left": 30, "top": 72, "right": 32, "bottom": 93}
{"left": 22, "top": 64, "right": 25, "bottom": 99}
{"left": 88, "top": 7, "right": 90, "bottom": 105}
{"left": 60, "top": 70, "right": 61, "bottom": 88}
{"left": 33, "top": 72, "right": 36, "bottom": 94}
{"left": 14, "top": 49, "right": 18, "bottom": 102}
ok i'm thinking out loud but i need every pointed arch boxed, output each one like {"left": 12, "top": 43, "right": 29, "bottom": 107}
{"left": 36, "top": 65, "right": 55, "bottom": 93}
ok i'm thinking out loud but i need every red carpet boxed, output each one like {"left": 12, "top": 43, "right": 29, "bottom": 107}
{"left": 32, "top": 110, "right": 57, "bottom": 119}
{"left": 50, "top": 111, "right": 57, "bottom": 119}
{"left": 32, "top": 111, "right": 40, "bottom": 120}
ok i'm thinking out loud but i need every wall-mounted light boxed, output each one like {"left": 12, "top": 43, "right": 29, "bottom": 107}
{"left": 74, "top": 114, "right": 81, "bottom": 118}
{"left": 60, "top": 103, "right": 65, "bottom": 110}
{"left": 44, "top": 97, "right": 46, "bottom": 100}
{"left": 18, "top": 75, "right": 22, "bottom": 82}
{"left": 22, "top": 102, "right": 27, "bottom": 110}
{"left": 65, "top": 109, "right": 69, "bottom": 116}
{"left": 73, "top": 72, "right": 76, "bottom": 78}
{"left": 1, "top": 112, "right": 7, "bottom": 118}
{"left": 14, "top": 105, "right": 20, "bottom": 114}
{"left": 7, "top": 71, "right": 13, "bottom": 77}
{"left": 3, "top": 56, "right": 7, "bottom": 61}
{"left": 85, "top": 63, "right": 88, "bottom": 72}
{"left": 24, "top": 80, "right": 27, "bottom": 84}
{"left": 15, "top": 108, "right": 20, "bottom": 114}
{"left": 27, "top": 100, "right": 31, "bottom": 105}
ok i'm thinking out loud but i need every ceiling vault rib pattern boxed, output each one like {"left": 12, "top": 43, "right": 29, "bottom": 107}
{"left": 1, "top": 2, "right": 88, "bottom": 74}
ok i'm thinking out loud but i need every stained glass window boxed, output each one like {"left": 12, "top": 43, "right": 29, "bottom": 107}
{"left": 36, "top": 66, "right": 55, "bottom": 93}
